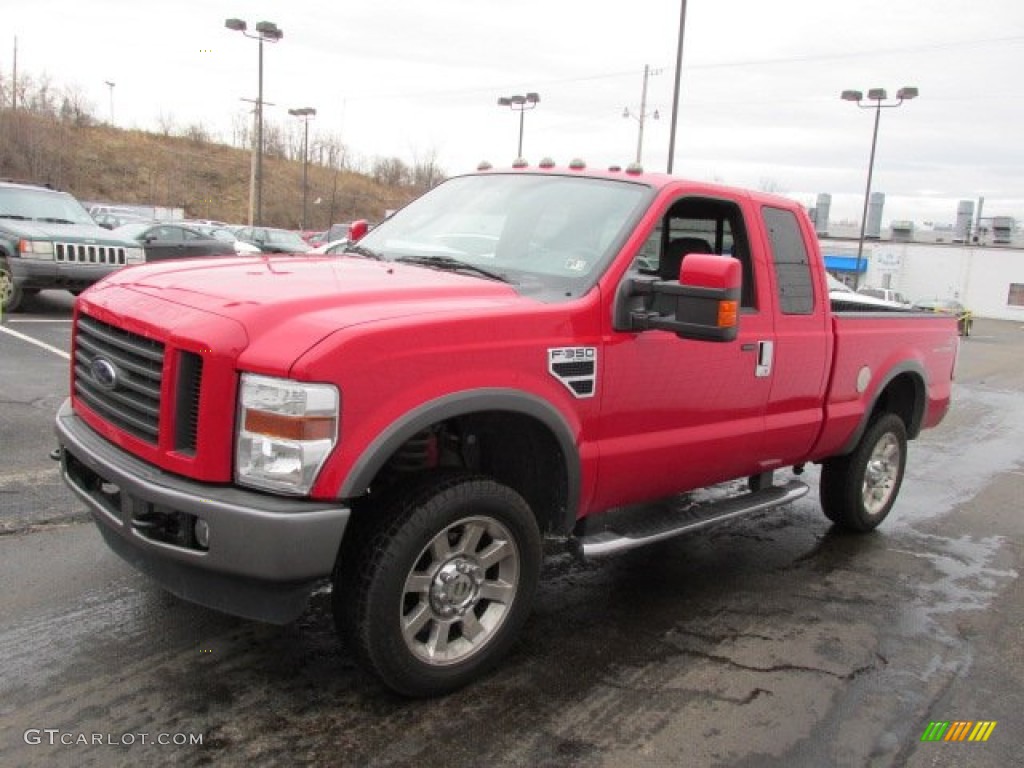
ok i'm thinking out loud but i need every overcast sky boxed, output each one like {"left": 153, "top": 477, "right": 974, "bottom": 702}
{"left": 9, "top": 0, "right": 1024, "bottom": 224}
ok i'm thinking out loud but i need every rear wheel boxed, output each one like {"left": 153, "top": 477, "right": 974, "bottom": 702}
{"left": 334, "top": 472, "right": 542, "bottom": 697}
{"left": 820, "top": 413, "right": 907, "bottom": 532}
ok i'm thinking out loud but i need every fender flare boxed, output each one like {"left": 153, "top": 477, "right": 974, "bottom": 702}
{"left": 338, "top": 388, "right": 582, "bottom": 530}
{"left": 838, "top": 360, "right": 927, "bottom": 455}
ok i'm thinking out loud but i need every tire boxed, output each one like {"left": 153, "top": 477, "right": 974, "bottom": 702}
{"left": 334, "top": 472, "right": 542, "bottom": 697}
{"left": 820, "top": 413, "right": 907, "bottom": 532}
{"left": 0, "top": 261, "right": 24, "bottom": 314}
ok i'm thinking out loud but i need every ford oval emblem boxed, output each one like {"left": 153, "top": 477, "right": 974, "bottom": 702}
{"left": 91, "top": 358, "right": 119, "bottom": 391}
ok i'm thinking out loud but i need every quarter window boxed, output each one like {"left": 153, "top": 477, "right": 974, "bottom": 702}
{"left": 763, "top": 207, "right": 814, "bottom": 315}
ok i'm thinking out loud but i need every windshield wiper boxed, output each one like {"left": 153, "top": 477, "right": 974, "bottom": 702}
{"left": 395, "top": 255, "right": 512, "bottom": 283}
{"left": 342, "top": 243, "right": 383, "bottom": 260}
{"left": 0, "top": 213, "right": 31, "bottom": 220}
{"left": 35, "top": 217, "right": 78, "bottom": 224}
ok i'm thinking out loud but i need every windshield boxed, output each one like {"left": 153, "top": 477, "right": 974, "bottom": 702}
{"left": 0, "top": 186, "right": 96, "bottom": 225}
{"left": 349, "top": 173, "right": 653, "bottom": 300}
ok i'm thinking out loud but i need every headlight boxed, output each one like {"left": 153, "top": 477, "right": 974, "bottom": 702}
{"left": 235, "top": 374, "right": 339, "bottom": 495}
{"left": 18, "top": 239, "right": 55, "bottom": 260}
{"left": 125, "top": 246, "right": 146, "bottom": 264}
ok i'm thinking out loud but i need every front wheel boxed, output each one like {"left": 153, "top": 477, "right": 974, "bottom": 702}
{"left": 820, "top": 413, "right": 907, "bottom": 532}
{"left": 334, "top": 473, "right": 542, "bottom": 697}
{"left": 0, "top": 262, "right": 24, "bottom": 314}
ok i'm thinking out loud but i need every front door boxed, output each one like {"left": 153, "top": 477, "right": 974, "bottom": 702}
{"left": 593, "top": 195, "right": 775, "bottom": 511}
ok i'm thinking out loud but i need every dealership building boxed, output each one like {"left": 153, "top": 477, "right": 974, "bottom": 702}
{"left": 812, "top": 193, "right": 1023, "bottom": 320}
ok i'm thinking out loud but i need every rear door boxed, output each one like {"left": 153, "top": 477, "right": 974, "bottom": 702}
{"left": 757, "top": 204, "right": 830, "bottom": 463}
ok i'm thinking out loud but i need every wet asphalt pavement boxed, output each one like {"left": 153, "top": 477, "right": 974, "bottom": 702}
{"left": 1, "top": 292, "right": 1022, "bottom": 767}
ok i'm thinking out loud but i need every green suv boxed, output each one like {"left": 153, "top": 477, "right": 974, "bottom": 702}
{"left": 0, "top": 181, "right": 145, "bottom": 312}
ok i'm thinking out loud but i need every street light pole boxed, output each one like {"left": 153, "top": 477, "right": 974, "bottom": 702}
{"left": 104, "top": 80, "right": 115, "bottom": 125}
{"left": 497, "top": 92, "right": 540, "bottom": 160}
{"left": 841, "top": 86, "right": 918, "bottom": 288}
{"left": 225, "top": 18, "right": 283, "bottom": 226}
{"left": 288, "top": 107, "right": 316, "bottom": 230}
{"left": 667, "top": 0, "right": 688, "bottom": 174}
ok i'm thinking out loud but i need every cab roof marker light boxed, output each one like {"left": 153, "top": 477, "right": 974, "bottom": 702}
{"left": 569, "top": 158, "right": 586, "bottom": 170}
{"left": 608, "top": 165, "right": 622, "bottom": 172}
{"left": 477, "top": 161, "right": 493, "bottom": 171}
{"left": 512, "top": 157, "right": 529, "bottom": 168}
{"left": 626, "top": 163, "right": 644, "bottom": 175}
{"left": 539, "top": 157, "right": 556, "bottom": 168}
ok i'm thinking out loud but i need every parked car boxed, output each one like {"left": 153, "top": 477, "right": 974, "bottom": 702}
{"left": 325, "top": 222, "right": 351, "bottom": 242}
{"left": 827, "top": 275, "right": 907, "bottom": 311}
{"left": 113, "top": 221, "right": 237, "bottom": 262}
{"left": 1, "top": 180, "right": 144, "bottom": 312}
{"left": 93, "top": 211, "right": 154, "bottom": 230}
{"left": 858, "top": 287, "right": 910, "bottom": 306}
{"left": 914, "top": 298, "right": 973, "bottom": 336}
{"left": 186, "top": 222, "right": 262, "bottom": 255}
{"left": 235, "top": 226, "right": 312, "bottom": 254}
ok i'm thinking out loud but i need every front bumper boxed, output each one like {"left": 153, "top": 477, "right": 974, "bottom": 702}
{"left": 10, "top": 257, "right": 128, "bottom": 290}
{"left": 55, "top": 399, "right": 350, "bottom": 623}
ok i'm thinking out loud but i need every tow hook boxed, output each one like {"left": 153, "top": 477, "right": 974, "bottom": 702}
{"left": 49, "top": 446, "right": 63, "bottom": 462}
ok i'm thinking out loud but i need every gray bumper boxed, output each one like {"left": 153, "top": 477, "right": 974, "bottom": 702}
{"left": 55, "top": 399, "right": 350, "bottom": 623}
{"left": 10, "top": 257, "right": 127, "bottom": 289}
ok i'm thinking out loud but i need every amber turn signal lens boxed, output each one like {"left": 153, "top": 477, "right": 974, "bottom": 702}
{"left": 717, "top": 300, "right": 738, "bottom": 328}
{"left": 243, "top": 410, "right": 335, "bottom": 440}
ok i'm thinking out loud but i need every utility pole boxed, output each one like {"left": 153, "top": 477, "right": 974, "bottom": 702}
{"left": 623, "top": 65, "right": 661, "bottom": 165}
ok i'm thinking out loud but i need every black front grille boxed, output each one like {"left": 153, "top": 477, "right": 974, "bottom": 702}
{"left": 174, "top": 351, "right": 203, "bottom": 454}
{"left": 74, "top": 315, "right": 165, "bottom": 444}
{"left": 55, "top": 242, "right": 128, "bottom": 265}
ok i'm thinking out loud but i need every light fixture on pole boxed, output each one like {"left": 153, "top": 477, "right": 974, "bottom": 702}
{"left": 623, "top": 65, "right": 661, "bottom": 165}
{"left": 496, "top": 92, "right": 540, "bottom": 160}
{"left": 225, "top": 18, "right": 283, "bottom": 226}
{"left": 288, "top": 107, "right": 316, "bottom": 231}
{"left": 841, "top": 86, "right": 918, "bottom": 288}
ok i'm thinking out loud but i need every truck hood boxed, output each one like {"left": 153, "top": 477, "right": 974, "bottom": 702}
{"left": 4, "top": 219, "right": 137, "bottom": 245}
{"left": 86, "top": 255, "right": 525, "bottom": 369}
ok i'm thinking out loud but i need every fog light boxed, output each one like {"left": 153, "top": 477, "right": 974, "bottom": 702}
{"left": 194, "top": 518, "right": 210, "bottom": 549}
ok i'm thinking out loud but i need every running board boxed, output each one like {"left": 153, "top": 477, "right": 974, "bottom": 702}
{"left": 571, "top": 479, "right": 809, "bottom": 559}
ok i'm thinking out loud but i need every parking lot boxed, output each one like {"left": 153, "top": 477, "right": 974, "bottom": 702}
{"left": 2, "top": 291, "right": 1023, "bottom": 767}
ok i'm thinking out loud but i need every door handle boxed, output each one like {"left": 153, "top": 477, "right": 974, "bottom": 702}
{"left": 755, "top": 341, "right": 774, "bottom": 378}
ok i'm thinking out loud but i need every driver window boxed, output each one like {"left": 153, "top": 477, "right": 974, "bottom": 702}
{"left": 635, "top": 197, "right": 756, "bottom": 310}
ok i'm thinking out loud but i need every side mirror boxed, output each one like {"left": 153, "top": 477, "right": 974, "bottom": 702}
{"left": 348, "top": 219, "right": 369, "bottom": 242}
{"left": 626, "top": 253, "right": 741, "bottom": 342}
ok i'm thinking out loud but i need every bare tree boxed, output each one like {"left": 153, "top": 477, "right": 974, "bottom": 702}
{"left": 156, "top": 111, "right": 176, "bottom": 137}
{"left": 410, "top": 147, "right": 446, "bottom": 191}
{"left": 371, "top": 156, "right": 410, "bottom": 187}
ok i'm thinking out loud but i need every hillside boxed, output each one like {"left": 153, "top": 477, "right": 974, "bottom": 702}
{"left": 0, "top": 108, "right": 426, "bottom": 230}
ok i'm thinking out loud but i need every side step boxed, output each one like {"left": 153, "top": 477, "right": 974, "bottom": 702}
{"left": 571, "top": 479, "right": 809, "bottom": 559}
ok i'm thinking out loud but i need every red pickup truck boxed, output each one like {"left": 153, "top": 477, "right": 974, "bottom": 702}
{"left": 56, "top": 166, "right": 959, "bottom": 696}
